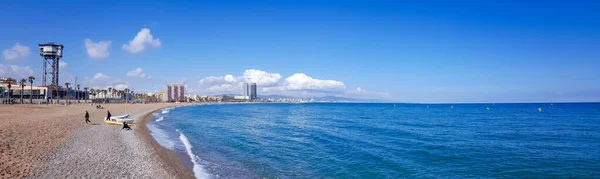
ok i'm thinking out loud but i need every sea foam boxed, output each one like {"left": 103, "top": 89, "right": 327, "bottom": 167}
{"left": 147, "top": 123, "right": 176, "bottom": 150}
{"left": 178, "top": 130, "right": 210, "bottom": 179}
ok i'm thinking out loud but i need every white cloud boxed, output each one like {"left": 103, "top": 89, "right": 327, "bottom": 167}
{"left": 224, "top": 74, "right": 236, "bottom": 83}
{"left": 279, "top": 73, "right": 345, "bottom": 91}
{"left": 196, "top": 69, "right": 283, "bottom": 94}
{"left": 191, "top": 70, "right": 393, "bottom": 100}
{"left": 198, "top": 74, "right": 242, "bottom": 94}
{"left": 3, "top": 43, "right": 31, "bottom": 60}
{"left": 83, "top": 73, "right": 129, "bottom": 90}
{"left": 94, "top": 73, "right": 108, "bottom": 80}
{"left": 196, "top": 69, "right": 348, "bottom": 95}
{"left": 59, "top": 61, "right": 68, "bottom": 68}
{"left": 126, "top": 68, "right": 150, "bottom": 79}
{"left": 113, "top": 84, "right": 129, "bottom": 90}
{"left": 243, "top": 69, "right": 281, "bottom": 86}
{"left": 192, "top": 69, "right": 390, "bottom": 100}
{"left": 0, "top": 64, "right": 34, "bottom": 79}
{"left": 122, "top": 28, "right": 161, "bottom": 53}
{"left": 84, "top": 39, "right": 111, "bottom": 59}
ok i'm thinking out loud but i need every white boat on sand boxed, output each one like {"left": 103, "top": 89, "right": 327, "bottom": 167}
{"left": 110, "top": 118, "right": 135, "bottom": 124}
{"left": 104, "top": 114, "right": 131, "bottom": 121}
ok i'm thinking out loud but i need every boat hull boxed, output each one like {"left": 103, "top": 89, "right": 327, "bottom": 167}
{"left": 104, "top": 120, "right": 136, "bottom": 126}
{"left": 104, "top": 114, "right": 130, "bottom": 120}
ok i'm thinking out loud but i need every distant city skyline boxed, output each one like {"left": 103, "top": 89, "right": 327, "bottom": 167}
{"left": 241, "top": 82, "right": 258, "bottom": 100}
{"left": 1, "top": 1, "right": 599, "bottom": 103}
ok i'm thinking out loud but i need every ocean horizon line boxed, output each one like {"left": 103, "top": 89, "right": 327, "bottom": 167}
{"left": 223, "top": 101, "right": 600, "bottom": 104}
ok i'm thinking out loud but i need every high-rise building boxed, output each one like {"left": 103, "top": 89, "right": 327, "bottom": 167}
{"left": 164, "top": 83, "right": 185, "bottom": 102}
{"left": 180, "top": 86, "right": 185, "bottom": 100}
{"left": 250, "top": 83, "right": 257, "bottom": 99}
{"left": 243, "top": 82, "right": 249, "bottom": 97}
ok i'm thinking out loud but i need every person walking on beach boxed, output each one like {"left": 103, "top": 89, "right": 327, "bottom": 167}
{"left": 106, "top": 110, "right": 111, "bottom": 121}
{"left": 85, "top": 111, "right": 91, "bottom": 124}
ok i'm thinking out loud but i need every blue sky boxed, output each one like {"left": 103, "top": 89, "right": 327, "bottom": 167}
{"left": 1, "top": 0, "right": 599, "bottom": 102}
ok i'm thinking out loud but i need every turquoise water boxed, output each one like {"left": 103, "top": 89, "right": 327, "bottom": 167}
{"left": 148, "top": 103, "right": 600, "bottom": 178}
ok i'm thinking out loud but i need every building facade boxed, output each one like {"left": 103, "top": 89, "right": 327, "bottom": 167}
{"left": 1, "top": 84, "right": 88, "bottom": 103}
{"left": 164, "top": 83, "right": 185, "bottom": 102}
{"left": 243, "top": 82, "right": 249, "bottom": 97}
{"left": 250, "top": 83, "right": 257, "bottom": 99}
{"left": 0, "top": 78, "right": 17, "bottom": 99}
{"left": 156, "top": 91, "right": 165, "bottom": 102}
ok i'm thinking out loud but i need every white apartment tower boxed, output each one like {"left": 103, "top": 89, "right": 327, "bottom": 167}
{"left": 243, "top": 82, "right": 249, "bottom": 97}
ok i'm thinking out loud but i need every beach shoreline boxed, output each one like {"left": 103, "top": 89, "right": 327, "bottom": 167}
{"left": 144, "top": 103, "right": 223, "bottom": 178}
{"left": 0, "top": 103, "right": 196, "bottom": 178}
{"left": 135, "top": 106, "right": 196, "bottom": 178}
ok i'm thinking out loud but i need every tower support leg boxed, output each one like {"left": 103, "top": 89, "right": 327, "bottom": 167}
{"left": 52, "top": 57, "right": 59, "bottom": 85}
{"left": 42, "top": 58, "right": 47, "bottom": 86}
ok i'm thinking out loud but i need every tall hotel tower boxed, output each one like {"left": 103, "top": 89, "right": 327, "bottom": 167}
{"left": 243, "top": 83, "right": 250, "bottom": 97}
{"left": 165, "top": 83, "right": 185, "bottom": 102}
{"left": 250, "top": 83, "right": 257, "bottom": 99}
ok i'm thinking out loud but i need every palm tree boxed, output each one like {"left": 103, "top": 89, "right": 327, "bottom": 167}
{"left": 64, "top": 82, "right": 70, "bottom": 103}
{"left": 102, "top": 90, "right": 108, "bottom": 101}
{"left": 124, "top": 88, "right": 130, "bottom": 103}
{"left": 92, "top": 89, "right": 97, "bottom": 100}
{"left": 19, "top": 79, "right": 26, "bottom": 104}
{"left": 90, "top": 89, "right": 95, "bottom": 99}
{"left": 5, "top": 78, "right": 14, "bottom": 104}
{"left": 94, "top": 89, "right": 98, "bottom": 99}
{"left": 76, "top": 84, "right": 81, "bottom": 103}
{"left": 47, "top": 84, "right": 54, "bottom": 104}
{"left": 48, "top": 84, "right": 59, "bottom": 104}
{"left": 119, "top": 90, "right": 125, "bottom": 103}
{"left": 118, "top": 90, "right": 124, "bottom": 101}
{"left": 83, "top": 87, "right": 89, "bottom": 102}
{"left": 28, "top": 76, "right": 35, "bottom": 103}
{"left": 110, "top": 90, "right": 114, "bottom": 101}
{"left": 108, "top": 87, "right": 113, "bottom": 98}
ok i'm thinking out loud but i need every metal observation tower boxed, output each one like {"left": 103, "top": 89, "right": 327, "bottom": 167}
{"left": 38, "top": 42, "right": 64, "bottom": 86}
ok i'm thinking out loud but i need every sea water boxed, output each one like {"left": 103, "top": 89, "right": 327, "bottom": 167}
{"left": 148, "top": 103, "right": 600, "bottom": 178}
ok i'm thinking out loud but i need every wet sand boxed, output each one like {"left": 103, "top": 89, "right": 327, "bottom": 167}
{"left": 0, "top": 103, "right": 194, "bottom": 178}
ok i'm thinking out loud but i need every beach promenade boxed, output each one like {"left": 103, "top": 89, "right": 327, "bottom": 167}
{"left": 0, "top": 103, "right": 194, "bottom": 178}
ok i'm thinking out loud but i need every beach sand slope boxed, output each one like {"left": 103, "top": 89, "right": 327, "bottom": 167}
{"left": 0, "top": 103, "right": 193, "bottom": 178}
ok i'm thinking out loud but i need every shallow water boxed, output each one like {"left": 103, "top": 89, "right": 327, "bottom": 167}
{"left": 150, "top": 103, "right": 600, "bottom": 178}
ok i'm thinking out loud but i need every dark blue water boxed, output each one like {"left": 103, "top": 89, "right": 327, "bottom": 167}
{"left": 148, "top": 103, "right": 600, "bottom": 178}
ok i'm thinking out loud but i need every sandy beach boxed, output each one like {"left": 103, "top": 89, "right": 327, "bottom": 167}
{"left": 0, "top": 103, "right": 195, "bottom": 178}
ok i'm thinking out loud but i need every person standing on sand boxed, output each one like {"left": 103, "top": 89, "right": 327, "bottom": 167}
{"left": 85, "top": 111, "right": 91, "bottom": 124}
{"left": 106, "top": 110, "right": 111, "bottom": 120}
